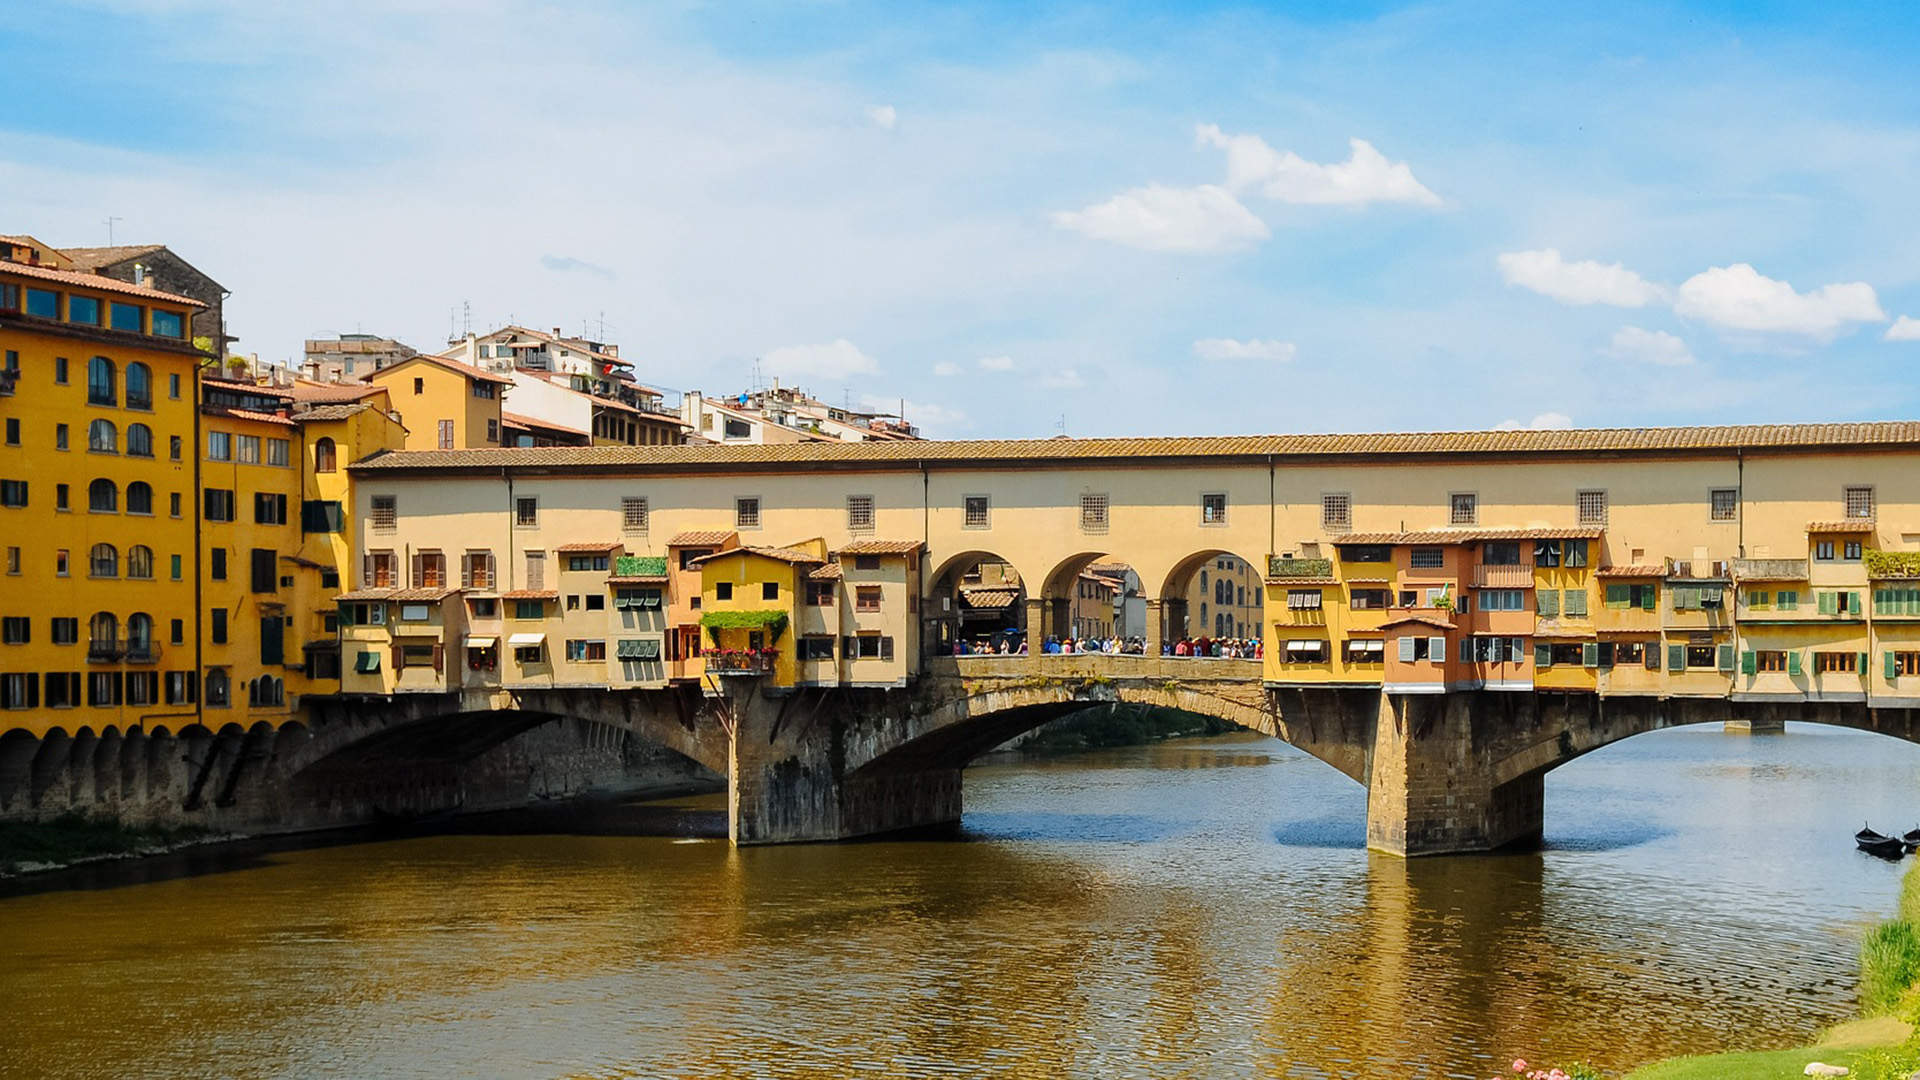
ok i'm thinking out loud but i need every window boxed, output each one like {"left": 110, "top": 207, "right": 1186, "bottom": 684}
{"left": 1815, "top": 651, "right": 1860, "bottom": 674}
{"left": 516, "top": 497, "right": 538, "bottom": 527}
{"left": 622, "top": 497, "right": 649, "bottom": 533}
{"left": 438, "top": 420, "right": 454, "bottom": 449}
{"left": 126, "top": 423, "right": 152, "bottom": 457}
{"left": 472, "top": 382, "right": 497, "bottom": 400}
{"left": 1534, "top": 540, "right": 1561, "bottom": 568}
{"left": 370, "top": 495, "right": 397, "bottom": 532}
{"left": 1891, "top": 652, "right": 1920, "bottom": 678}
{"left": 854, "top": 554, "right": 881, "bottom": 571}
{"left": 762, "top": 581, "right": 780, "bottom": 601}
{"left": 855, "top": 586, "right": 882, "bottom": 612}
{"left": 367, "top": 550, "right": 396, "bottom": 588}
{"left": 314, "top": 437, "right": 337, "bottom": 473}
{"left": 735, "top": 497, "right": 760, "bottom": 529}
{"left": 847, "top": 494, "right": 875, "bottom": 532}
{"left": 514, "top": 600, "right": 544, "bottom": 620}
{"left": 250, "top": 549, "right": 278, "bottom": 593}
{"left": 715, "top": 582, "right": 733, "bottom": 601}
{"left": 1483, "top": 541, "right": 1521, "bottom": 566}
{"left": 4, "top": 547, "right": 15, "bottom": 574}
{"left": 204, "top": 670, "right": 231, "bottom": 707}
{"left": 88, "top": 478, "right": 118, "bottom": 513}
{"left": 87, "top": 356, "right": 116, "bottom": 405}
{"left": 1286, "top": 589, "right": 1323, "bottom": 610}
{"left": 237, "top": 435, "right": 260, "bottom": 464}
{"left": 963, "top": 495, "right": 990, "bottom": 529}
{"left": 0, "top": 673, "right": 31, "bottom": 710}
{"left": 807, "top": 581, "right": 835, "bottom": 606}
{"left": 567, "top": 554, "right": 609, "bottom": 572}
{"left": 1450, "top": 493, "right": 1476, "bottom": 525}
{"left": 1844, "top": 540, "right": 1863, "bottom": 561}
{"left": 1410, "top": 547, "right": 1443, "bottom": 569}
{"left": 1846, "top": 486, "right": 1875, "bottom": 519}
{"left": 723, "top": 416, "right": 752, "bottom": 439}
{"left": 586, "top": 594, "right": 605, "bottom": 611}
{"left": 47, "top": 672, "right": 81, "bottom": 708}
{"left": 68, "top": 295, "right": 100, "bottom": 325}
{"left": 1079, "top": 493, "right": 1108, "bottom": 532}
{"left": 1753, "top": 651, "right": 1789, "bottom": 673}
{"left": 1478, "top": 589, "right": 1525, "bottom": 611}
{"left": 55, "top": 549, "right": 68, "bottom": 576}
{"left": 88, "top": 418, "right": 117, "bottom": 453}
{"left": 210, "top": 547, "right": 228, "bottom": 581}
{"left": 127, "top": 545, "right": 153, "bottom": 579}
{"left": 469, "top": 598, "right": 497, "bottom": 618}
{"left": 798, "top": 637, "right": 834, "bottom": 661}
{"left": 1565, "top": 539, "right": 1588, "bottom": 568}
{"left": 463, "top": 551, "right": 495, "bottom": 589}
{"left": 125, "top": 362, "right": 151, "bottom": 409}
{"left": 254, "top": 492, "right": 287, "bottom": 525}
{"left": 162, "top": 672, "right": 195, "bottom": 705}
{"left": 54, "top": 356, "right": 68, "bottom": 384}
{"left": 207, "top": 431, "right": 231, "bottom": 461}
{"left": 1814, "top": 541, "right": 1835, "bottom": 561}
{"left": 1710, "top": 488, "right": 1738, "bottom": 522}
{"left": 301, "top": 500, "right": 343, "bottom": 533}
{"left": 1321, "top": 493, "right": 1351, "bottom": 531}
{"left": 1283, "top": 640, "right": 1329, "bottom": 662}
{"left": 1201, "top": 493, "right": 1227, "bottom": 525}
{"left": 169, "top": 435, "right": 181, "bottom": 461}
{"left": 109, "top": 302, "right": 142, "bottom": 333}
{"left": 1577, "top": 490, "right": 1608, "bottom": 526}
{"left": 1343, "top": 639, "right": 1385, "bottom": 663}
{"left": 1, "top": 616, "right": 27, "bottom": 644}
{"left": 849, "top": 634, "right": 889, "bottom": 659}
{"left": 266, "top": 438, "right": 289, "bottom": 466}
{"left": 353, "top": 652, "right": 382, "bottom": 674}
{"left": 56, "top": 423, "right": 69, "bottom": 451}
{"left": 565, "top": 640, "right": 607, "bottom": 662}
{"left": 169, "top": 373, "right": 180, "bottom": 399}
{"left": 0, "top": 479, "right": 25, "bottom": 507}
{"left": 413, "top": 377, "right": 425, "bottom": 395}
{"left": 210, "top": 608, "right": 228, "bottom": 645}
{"left": 525, "top": 551, "right": 545, "bottom": 589}
{"left": 203, "top": 488, "right": 234, "bottom": 522}
{"left": 171, "top": 554, "right": 183, "bottom": 581}
{"left": 2, "top": 419, "right": 14, "bottom": 446}
{"left": 24, "top": 288, "right": 58, "bottom": 319}
{"left": 1746, "top": 590, "right": 1771, "bottom": 610}
{"left": 151, "top": 309, "right": 183, "bottom": 339}
{"left": 1350, "top": 588, "right": 1389, "bottom": 610}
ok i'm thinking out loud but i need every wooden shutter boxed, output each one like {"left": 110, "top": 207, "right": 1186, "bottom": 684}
{"left": 1668, "top": 644, "right": 1686, "bottom": 671}
{"left": 1534, "top": 643, "right": 1551, "bottom": 668}
{"left": 881, "top": 636, "right": 894, "bottom": 662}
{"left": 1818, "top": 591, "right": 1837, "bottom": 615}
{"left": 1597, "top": 641, "right": 1615, "bottom": 668}
{"left": 1537, "top": 590, "right": 1559, "bottom": 618}
{"left": 1860, "top": 652, "right": 1870, "bottom": 676}
{"left": 1429, "top": 636, "right": 1445, "bottom": 663}
{"left": 363, "top": 554, "right": 374, "bottom": 589}
{"left": 1740, "top": 650, "right": 1756, "bottom": 676}
{"left": 1645, "top": 644, "right": 1660, "bottom": 670}
{"left": 1398, "top": 636, "right": 1416, "bottom": 662}
{"left": 461, "top": 557, "right": 473, "bottom": 589}
{"left": 1605, "top": 584, "right": 1629, "bottom": 609}
{"left": 1849, "top": 592, "right": 1862, "bottom": 616}
{"left": 390, "top": 641, "right": 403, "bottom": 670}
{"left": 411, "top": 553, "right": 424, "bottom": 589}
{"left": 433, "top": 644, "right": 444, "bottom": 673}
{"left": 1641, "top": 586, "right": 1657, "bottom": 613}
{"left": 1888, "top": 651, "right": 1900, "bottom": 680}
{"left": 1565, "top": 589, "right": 1587, "bottom": 617}
{"left": 1788, "top": 651, "right": 1802, "bottom": 676}
{"left": 1582, "top": 642, "right": 1599, "bottom": 668}
{"left": 1717, "top": 644, "right": 1735, "bottom": 672}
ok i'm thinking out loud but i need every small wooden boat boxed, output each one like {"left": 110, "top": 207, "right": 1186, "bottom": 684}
{"left": 1858, "top": 826, "right": 1907, "bottom": 859}
{"left": 1902, "top": 827, "right": 1920, "bottom": 854}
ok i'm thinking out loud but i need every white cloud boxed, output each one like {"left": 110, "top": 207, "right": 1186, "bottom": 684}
{"left": 1496, "top": 249, "right": 1667, "bottom": 308}
{"left": 1495, "top": 412, "right": 1574, "bottom": 431}
{"left": 1196, "top": 126, "right": 1441, "bottom": 207}
{"left": 931, "top": 360, "right": 961, "bottom": 377}
{"left": 1038, "top": 369, "right": 1085, "bottom": 389}
{"left": 864, "top": 104, "right": 896, "bottom": 130}
{"left": 1051, "top": 183, "right": 1268, "bottom": 253}
{"left": 1192, "top": 337, "right": 1296, "bottom": 362}
{"left": 761, "top": 339, "right": 878, "bottom": 380}
{"left": 861, "top": 395, "right": 968, "bottom": 435}
{"left": 1885, "top": 315, "right": 1920, "bottom": 341}
{"left": 1674, "top": 263, "right": 1885, "bottom": 337}
{"left": 1603, "top": 325, "right": 1694, "bottom": 366}
{"left": 976, "top": 354, "right": 1015, "bottom": 371}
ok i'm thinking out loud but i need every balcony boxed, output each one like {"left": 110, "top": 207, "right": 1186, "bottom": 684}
{"left": 704, "top": 650, "right": 776, "bottom": 676}
{"left": 1472, "top": 564, "right": 1534, "bottom": 589}
{"left": 1732, "top": 558, "right": 1809, "bottom": 583}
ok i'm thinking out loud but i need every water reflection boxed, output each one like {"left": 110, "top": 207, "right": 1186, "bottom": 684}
{"left": 0, "top": 725, "right": 1915, "bottom": 1079}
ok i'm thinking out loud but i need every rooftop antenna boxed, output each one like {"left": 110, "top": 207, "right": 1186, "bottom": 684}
{"left": 103, "top": 216, "right": 121, "bottom": 245}
{"left": 462, "top": 301, "right": 472, "bottom": 337}
{"left": 449, "top": 306, "right": 457, "bottom": 341}
{"left": 1055, "top": 413, "right": 1068, "bottom": 437}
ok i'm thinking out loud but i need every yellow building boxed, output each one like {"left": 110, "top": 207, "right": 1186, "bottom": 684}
{"left": 0, "top": 237, "right": 205, "bottom": 736}
{"left": 365, "top": 353, "right": 510, "bottom": 451}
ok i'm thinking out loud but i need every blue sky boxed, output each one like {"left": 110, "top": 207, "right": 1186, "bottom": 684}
{"left": 6, "top": 0, "right": 1920, "bottom": 437}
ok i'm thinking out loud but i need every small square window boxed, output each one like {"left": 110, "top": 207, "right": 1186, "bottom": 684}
{"left": 1710, "top": 488, "right": 1738, "bottom": 522}
{"left": 1321, "top": 493, "right": 1351, "bottom": 531}
{"left": 762, "top": 581, "right": 779, "bottom": 600}
{"left": 515, "top": 497, "right": 538, "bottom": 526}
{"left": 621, "top": 497, "right": 649, "bottom": 533}
{"left": 846, "top": 494, "right": 874, "bottom": 532}
{"left": 1846, "top": 486, "right": 1875, "bottom": 519}
{"left": 1449, "top": 493, "right": 1476, "bottom": 526}
{"left": 1080, "top": 493, "right": 1108, "bottom": 532}
{"left": 1577, "top": 490, "right": 1608, "bottom": 526}
{"left": 735, "top": 497, "right": 760, "bottom": 529}
{"left": 963, "top": 495, "right": 990, "bottom": 529}
{"left": 1200, "top": 493, "right": 1227, "bottom": 525}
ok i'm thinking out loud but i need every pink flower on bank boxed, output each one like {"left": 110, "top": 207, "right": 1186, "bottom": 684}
{"left": 1512, "top": 1063, "right": 1527, "bottom": 1074}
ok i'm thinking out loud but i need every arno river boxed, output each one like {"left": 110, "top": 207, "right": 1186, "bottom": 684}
{"left": 4, "top": 723, "right": 1918, "bottom": 1079}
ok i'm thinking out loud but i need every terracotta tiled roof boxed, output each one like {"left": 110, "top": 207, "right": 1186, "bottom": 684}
{"left": 1808, "top": 520, "right": 1877, "bottom": 533}
{"left": 332, "top": 587, "right": 461, "bottom": 602}
{"left": 807, "top": 563, "right": 843, "bottom": 580}
{"left": 668, "top": 530, "right": 737, "bottom": 547}
{"left": 295, "top": 404, "right": 373, "bottom": 423}
{"left": 958, "top": 586, "right": 1022, "bottom": 610}
{"left": 500, "top": 589, "right": 558, "bottom": 601}
{"left": 216, "top": 408, "right": 297, "bottom": 427}
{"left": 692, "top": 545, "right": 821, "bottom": 566}
{"left": 58, "top": 244, "right": 167, "bottom": 271}
{"left": 837, "top": 539, "right": 924, "bottom": 555}
{"left": 556, "top": 541, "right": 621, "bottom": 553}
{"left": 1595, "top": 565, "right": 1668, "bottom": 578}
{"left": 1378, "top": 614, "right": 1457, "bottom": 631}
{"left": 0, "top": 258, "right": 204, "bottom": 306}
{"left": 606, "top": 574, "right": 669, "bottom": 584}
{"left": 501, "top": 411, "right": 589, "bottom": 437}
{"left": 375, "top": 352, "right": 514, "bottom": 385}
{"left": 1338, "top": 527, "right": 1605, "bottom": 545}
{"left": 289, "top": 380, "right": 384, "bottom": 403}
{"left": 353, "top": 421, "right": 1920, "bottom": 474}
{"left": 333, "top": 588, "right": 395, "bottom": 601}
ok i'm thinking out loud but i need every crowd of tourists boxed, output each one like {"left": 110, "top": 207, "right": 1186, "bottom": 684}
{"left": 948, "top": 635, "right": 1262, "bottom": 659}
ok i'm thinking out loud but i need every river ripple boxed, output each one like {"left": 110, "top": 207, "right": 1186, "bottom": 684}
{"left": 2, "top": 723, "right": 1915, "bottom": 1078}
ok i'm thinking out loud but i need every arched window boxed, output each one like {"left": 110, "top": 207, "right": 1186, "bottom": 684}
{"left": 249, "top": 676, "right": 284, "bottom": 707}
{"left": 89, "top": 543, "right": 119, "bottom": 578}
{"left": 127, "top": 545, "right": 154, "bottom": 578}
{"left": 314, "top": 437, "right": 337, "bottom": 473}
{"left": 88, "top": 478, "right": 118, "bottom": 513}
{"left": 88, "top": 418, "right": 118, "bottom": 453}
{"left": 89, "top": 611, "right": 119, "bottom": 648}
{"left": 87, "top": 356, "right": 117, "bottom": 406}
{"left": 1199, "top": 570, "right": 1208, "bottom": 592}
{"left": 205, "top": 669, "right": 231, "bottom": 707}
{"left": 125, "top": 362, "right": 152, "bottom": 410}
{"left": 127, "top": 423, "right": 154, "bottom": 457}
{"left": 126, "top": 482, "right": 153, "bottom": 516}
{"left": 126, "top": 613, "right": 153, "bottom": 654}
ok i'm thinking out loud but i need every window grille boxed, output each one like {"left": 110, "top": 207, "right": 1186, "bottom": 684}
{"left": 1577, "top": 490, "right": 1608, "bottom": 526}
{"left": 1321, "top": 493, "right": 1351, "bottom": 531}
{"left": 1080, "top": 493, "right": 1108, "bottom": 532}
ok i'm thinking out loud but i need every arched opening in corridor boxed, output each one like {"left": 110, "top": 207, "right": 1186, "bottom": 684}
{"left": 1160, "top": 548, "right": 1271, "bottom": 656}
{"left": 924, "top": 550, "right": 1028, "bottom": 657}
{"left": 1034, "top": 552, "right": 1144, "bottom": 652}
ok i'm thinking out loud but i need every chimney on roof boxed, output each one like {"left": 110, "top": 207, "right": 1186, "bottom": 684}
{"left": 132, "top": 263, "right": 145, "bottom": 285}
{"left": 552, "top": 327, "right": 562, "bottom": 337}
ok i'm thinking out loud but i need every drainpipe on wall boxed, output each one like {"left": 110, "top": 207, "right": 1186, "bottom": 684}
{"left": 504, "top": 469, "right": 516, "bottom": 591}
{"left": 192, "top": 357, "right": 205, "bottom": 731}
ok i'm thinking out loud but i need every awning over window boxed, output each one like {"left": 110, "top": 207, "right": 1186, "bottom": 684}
{"left": 507, "top": 633, "right": 546, "bottom": 647}
{"left": 1288, "top": 640, "right": 1326, "bottom": 649}
{"left": 464, "top": 636, "right": 498, "bottom": 648}
{"left": 353, "top": 652, "right": 381, "bottom": 673}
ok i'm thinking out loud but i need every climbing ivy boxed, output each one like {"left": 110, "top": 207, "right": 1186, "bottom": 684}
{"left": 1865, "top": 550, "right": 1920, "bottom": 578}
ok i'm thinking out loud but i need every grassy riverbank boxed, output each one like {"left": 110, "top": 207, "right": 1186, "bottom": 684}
{"left": 1015, "top": 705, "right": 1238, "bottom": 753}
{"left": 1624, "top": 865, "right": 1920, "bottom": 1078}
{"left": 0, "top": 813, "right": 218, "bottom": 876}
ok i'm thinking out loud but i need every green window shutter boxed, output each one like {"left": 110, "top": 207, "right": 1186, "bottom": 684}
{"left": 1740, "top": 650, "right": 1756, "bottom": 676}
{"left": 1668, "top": 643, "right": 1686, "bottom": 671}
{"left": 1717, "top": 644, "right": 1735, "bottom": 672}
{"left": 1606, "top": 584, "right": 1630, "bottom": 609}
{"left": 1787, "top": 650, "right": 1802, "bottom": 676}
{"left": 1860, "top": 652, "right": 1870, "bottom": 675}
{"left": 1537, "top": 590, "right": 1559, "bottom": 617}
{"left": 1642, "top": 586, "right": 1658, "bottom": 613}
{"left": 1849, "top": 592, "right": 1862, "bottom": 616}
{"left": 1645, "top": 644, "right": 1661, "bottom": 670}
{"left": 1888, "top": 651, "right": 1900, "bottom": 680}
{"left": 1566, "top": 590, "right": 1588, "bottom": 617}
{"left": 1818, "top": 591, "right": 1837, "bottom": 616}
{"left": 1535, "top": 643, "right": 1552, "bottom": 668}
{"left": 1582, "top": 642, "right": 1599, "bottom": 668}
{"left": 1779, "top": 590, "right": 1798, "bottom": 611}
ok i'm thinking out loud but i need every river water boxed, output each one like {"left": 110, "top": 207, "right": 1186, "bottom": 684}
{"left": 4, "top": 723, "right": 1919, "bottom": 1079}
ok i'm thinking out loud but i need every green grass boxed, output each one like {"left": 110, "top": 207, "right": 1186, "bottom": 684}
{"left": 1861, "top": 920, "right": 1920, "bottom": 1016}
{"left": 0, "top": 813, "right": 214, "bottom": 874}
{"left": 1626, "top": 1045, "right": 1878, "bottom": 1079}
